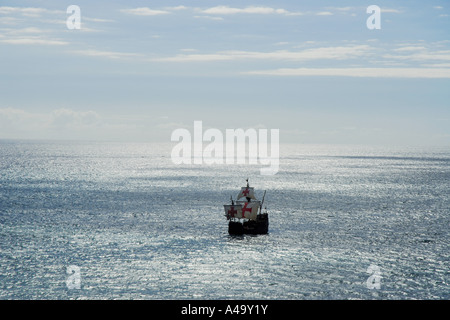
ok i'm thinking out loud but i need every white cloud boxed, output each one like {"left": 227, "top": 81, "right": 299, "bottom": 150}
{"left": 155, "top": 53, "right": 232, "bottom": 62}
{"left": 393, "top": 46, "right": 427, "bottom": 52}
{"left": 0, "top": 107, "right": 101, "bottom": 139}
{"left": 50, "top": 108, "right": 101, "bottom": 127}
{"left": 165, "top": 6, "right": 188, "bottom": 11}
{"left": 83, "top": 17, "right": 114, "bottom": 23}
{"left": 1, "top": 26, "right": 45, "bottom": 34}
{"left": 0, "top": 24, "right": 71, "bottom": 45}
{"left": 0, "top": 107, "right": 179, "bottom": 141}
{"left": 423, "top": 63, "right": 450, "bottom": 68}
{"left": 200, "top": 6, "right": 302, "bottom": 16}
{"left": 0, "top": 6, "right": 43, "bottom": 15}
{"left": 0, "top": 107, "right": 41, "bottom": 125}
{"left": 120, "top": 7, "right": 170, "bottom": 16}
{"left": 316, "top": 11, "right": 333, "bottom": 16}
{"left": 194, "top": 15, "right": 224, "bottom": 21}
{"left": 180, "top": 48, "right": 198, "bottom": 52}
{"left": 0, "top": 37, "right": 68, "bottom": 45}
{"left": 274, "top": 41, "right": 289, "bottom": 46}
{"left": 70, "top": 49, "right": 143, "bottom": 59}
{"left": 244, "top": 67, "right": 450, "bottom": 78}
{"left": 384, "top": 50, "right": 450, "bottom": 62}
{"left": 327, "top": 7, "right": 355, "bottom": 12}
{"left": 381, "top": 8, "right": 403, "bottom": 13}
{"left": 0, "top": 6, "right": 63, "bottom": 16}
{"left": 153, "top": 45, "right": 372, "bottom": 62}
{"left": 0, "top": 16, "right": 20, "bottom": 25}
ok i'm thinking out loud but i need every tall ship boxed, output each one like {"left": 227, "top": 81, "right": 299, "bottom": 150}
{"left": 224, "top": 179, "right": 269, "bottom": 235}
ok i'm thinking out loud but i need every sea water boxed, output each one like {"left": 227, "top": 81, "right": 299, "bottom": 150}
{"left": 0, "top": 141, "right": 448, "bottom": 299}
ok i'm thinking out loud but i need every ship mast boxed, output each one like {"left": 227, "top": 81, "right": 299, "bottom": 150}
{"left": 245, "top": 178, "right": 251, "bottom": 202}
{"left": 260, "top": 190, "right": 266, "bottom": 214}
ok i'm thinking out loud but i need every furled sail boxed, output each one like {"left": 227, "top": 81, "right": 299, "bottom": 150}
{"left": 237, "top": 187, "right": 257, "bottom": 200}
{"left": 224, "top": 204, "right": 243, "bottom": 220}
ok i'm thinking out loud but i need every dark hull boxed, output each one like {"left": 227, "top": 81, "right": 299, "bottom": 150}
{"left": 228, "top": 214, "right": 269, "bottom": 235}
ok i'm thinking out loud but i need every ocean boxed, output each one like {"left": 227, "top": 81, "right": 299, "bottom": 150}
{"left": 0, "top": 140, "right": 448, "bottom": 299}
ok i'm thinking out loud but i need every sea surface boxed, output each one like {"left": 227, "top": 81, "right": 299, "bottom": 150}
{"left": 0, "top": 140, "right": 448, "bottom": 299}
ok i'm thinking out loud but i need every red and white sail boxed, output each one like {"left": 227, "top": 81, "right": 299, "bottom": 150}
{"left": 225, "top": 200, "right": 261, "bottom": 220}
{"left": 237, "top": 200, "right": 260, "bottom": 220}
{"left": 224, "top": 204, "right": 243, "bottom": 220}
{"left": 237, "top": 187, "right": 256, "bottom": 200}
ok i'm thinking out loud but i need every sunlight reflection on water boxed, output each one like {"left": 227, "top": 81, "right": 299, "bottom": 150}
{"left": 0, "top": 141, "right": 449, "bottom": 299}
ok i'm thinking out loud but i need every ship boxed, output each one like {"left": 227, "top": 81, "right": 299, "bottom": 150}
{"left": 224, "top": 179, "right": 269, "bottom": 235}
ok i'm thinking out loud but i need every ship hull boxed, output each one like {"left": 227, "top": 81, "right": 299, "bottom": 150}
{"left": 228, "top": 221, "right": 244, "bottom": 235}
{"left": 228, "top": 214, "right": 269, "bottom": 235}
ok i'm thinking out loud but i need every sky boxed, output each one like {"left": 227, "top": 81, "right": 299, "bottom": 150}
{"left": 0, "top": 0, "right": 449, "bottom": 146}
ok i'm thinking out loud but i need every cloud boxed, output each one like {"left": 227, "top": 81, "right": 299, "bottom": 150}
{"left": 70, "top": 49, "right": 143, "bottom": 59}
{"left": 326, "top": 7, "right": 355, "bottom": 12}
{"left": 200, "top": 6, "right": 302, "bottom": 16}
{"left": 49, "top": 108, "right": 101, "bottom": 128}
{"left": 83, "top": 17, "right": 114, "bottom": 23}
{"left": 243, "top": 67, "right": 450, "bottom": 78}
{"left": 120, "top": 7, "right": 170, "bottom": 16}
{"left": 0, "top": 107, "right": 101, "bottom": 139}
{"left": 0, "top": 6, "right": 63, "bottom": 17}
{"left": 2, "top": 26, "right": 44, "bottom": 34}
{"left": 0, "top": 24, "right": 70, "bottom": 45}
{"left": 423, "top": 63, "right": 450, "bottom": 68}
{"left": 0, "top": 6, "right": 70, "bottom": 29}
{"left": 0, "top": 107, "right": 180, "bottom": 141}
{"left": 0, "top": 37, "right": 68, "bottom": 45}
{"left": 316, "top": 11, "right": 333, "bottom": 16}
{"left": 393, "top": 46, "right": 427, "bottom": 52}
{"left": 0, "top": 107, "right": 101, "bottom": 128}
{"left": 165, "top": 6, "right": 188, "bottom": 11}
{"left": 153, "top": 45, "right": 372, "bottom": 62}
{"left": 194, "top": 15, "right": 224, "bottom": 21}
{"left": 0, "top": 16, "right": 21, "bottom": 25}
{"left": 388, "top": 42, "right": 450, "bottom": 61}
{"left": 0, "top": 107, "right": 41, "bottom": 125}
{"left": 155, "top": 53, "right": 232, "bottom": 62}
{"left": 384, "top": 49, "right": 450, "bottom": 62}
{"left": 197, "top": 5, "right": 400, "bottom": 17}
{"left": 381, "top": 8, "right": 403, "bottom": 13}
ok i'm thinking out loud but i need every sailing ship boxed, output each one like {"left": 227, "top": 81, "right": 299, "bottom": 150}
{"left": 224, "top": 179, "right": 269, "bottom": 235}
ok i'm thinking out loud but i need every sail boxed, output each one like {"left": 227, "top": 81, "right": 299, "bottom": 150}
{"left": 224, "top": 204, "right": 243, "bottom": 219}
{"left": 237, "top": 187, "right": 257, "bottom": 200}
{"left": 237, "top": 201, "right": 260, "bottom": 220}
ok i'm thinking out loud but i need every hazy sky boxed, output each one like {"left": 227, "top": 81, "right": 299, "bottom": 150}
{"left": 1, "top": 0, "right": 449, "bottom": 146}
